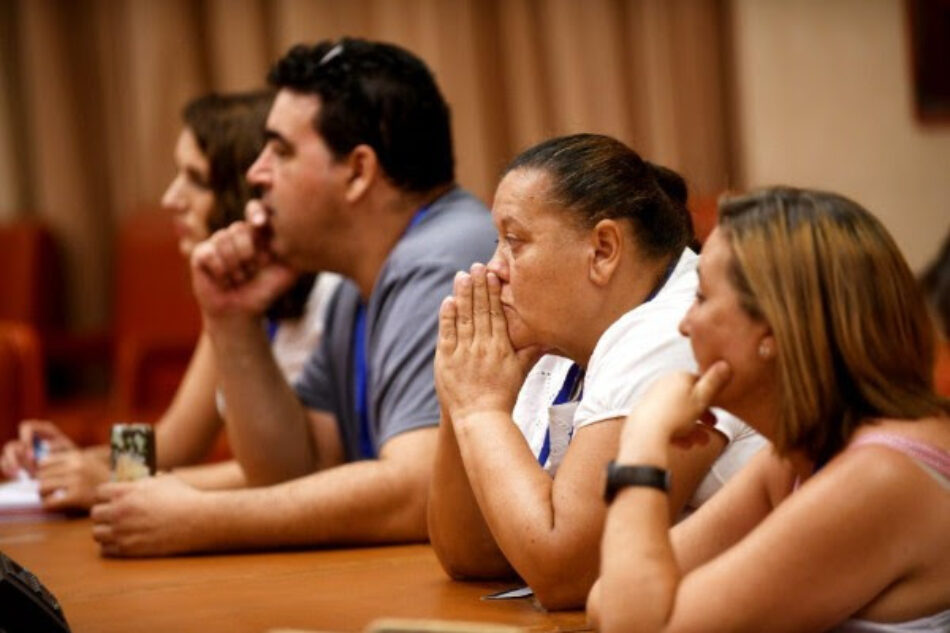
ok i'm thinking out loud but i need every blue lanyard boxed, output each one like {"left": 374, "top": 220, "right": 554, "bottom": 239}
{"left": 353, "top": 306, "right": 373, "bottom": 459}
{"left": 265, "top": 318, "right": 279, "bottom": 341}
{"left": 353, "top": 205, "right": 431, "bottom": 460}
{"left": 537, "top": 253, "right": 680, "bottom": 467}
{"left": 537, "top": 363, "right": 584, "bottom": 466}
{"left": 645, "top": 255, "right": 678, "bottom": 303}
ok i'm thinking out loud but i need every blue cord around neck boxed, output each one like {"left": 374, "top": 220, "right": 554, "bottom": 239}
{"left": 537, "top": 253, "right": 681, "bottom": 467}
{"left": 353, "top": 205, "right": 431, "bottom": 460}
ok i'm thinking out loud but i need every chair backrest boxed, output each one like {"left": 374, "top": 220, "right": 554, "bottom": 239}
{"left": 111, "top": 206, "right": 201, "bottom": 413}
{"left": 0, "top": 322, "right": 45, "bottom": 444}
{"left": 0, "top": 221, "right": 63, "bottom": 330}
{"left": 687, "top": 194, "right": 719, "bottom": 246}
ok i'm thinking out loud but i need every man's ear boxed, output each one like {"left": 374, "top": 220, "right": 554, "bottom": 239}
{"left": 343, "top": 144, "right": 378, "bottom": 203}
{"left": 588, "top": 219, "right": 623, "bottom": 286}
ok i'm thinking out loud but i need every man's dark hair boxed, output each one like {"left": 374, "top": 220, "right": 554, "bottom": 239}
{"left": 268, "top": 37, "right": 455, "bottom": 192}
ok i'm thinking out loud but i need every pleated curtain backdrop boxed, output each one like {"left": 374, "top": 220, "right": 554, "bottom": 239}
{"left": 0, "top": 0, "right": 733, "bottom": 331}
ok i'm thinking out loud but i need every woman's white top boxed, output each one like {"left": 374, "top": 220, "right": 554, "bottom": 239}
{"left": 512, "top": 249, "right": 766, "bottom": 511}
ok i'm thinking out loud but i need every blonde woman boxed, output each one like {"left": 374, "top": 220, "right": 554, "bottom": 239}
{"left": 591, "top": 187, "right": 950, "bottom": 632}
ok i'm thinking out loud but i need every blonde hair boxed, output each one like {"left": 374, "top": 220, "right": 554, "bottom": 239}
{"left": 719, "top": 187, "right": 948, "bottom": 463}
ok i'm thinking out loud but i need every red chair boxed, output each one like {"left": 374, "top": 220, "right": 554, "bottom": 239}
{"left": 0, "top": 321, "right": 45, "bottom": 444}
{"left": 0, "top": 220, "right": 63, "bottom": 328}
{"left": 0, "top": 212, "right": 228, "bottom": 460}
{"left": 687, "top": 194, "right": 720, "bottom": 246}
{"left": 0, "top": 221, "right": 59, "bottom": 444}
{"left": 101, "top": 206, "right": 229, "bottom": 459}
{"left": 43, "top": 207, "right": 203, "bottom": 446}
{"left": 110, "top": 206, "right": 202, "bottom": 418}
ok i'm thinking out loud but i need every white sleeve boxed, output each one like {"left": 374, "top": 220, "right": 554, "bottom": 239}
{"left": 710, "top": 408, "right": 752, "bottom": 443}
{"left": 574, "top": 306, "right": 697, "bottom": 428}
{"left": 691, "top": 410, "right": 769, "bottom": 509}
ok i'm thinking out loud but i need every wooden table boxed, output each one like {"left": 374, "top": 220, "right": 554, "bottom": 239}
{"left": 0, "top": 517, "right": 589, "bottom": 633}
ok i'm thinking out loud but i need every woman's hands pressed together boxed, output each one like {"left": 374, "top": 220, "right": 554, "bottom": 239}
{"left": 435, "top": 263, "right": 542, "bottom": 426}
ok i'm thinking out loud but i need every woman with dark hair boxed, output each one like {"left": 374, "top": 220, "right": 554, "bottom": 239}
{"left": 590, "top": 187, "right": 950, "bottom": 632}
{"left": 0, "top": 91, "right": 339, "bottom": 506}
{"left": 428, "top": 134, "right": 764, "bottom": 609}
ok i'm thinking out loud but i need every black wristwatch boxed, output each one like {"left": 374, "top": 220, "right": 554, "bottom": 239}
{"left": 603, "top": 461, "right": 671, "bottom": 503}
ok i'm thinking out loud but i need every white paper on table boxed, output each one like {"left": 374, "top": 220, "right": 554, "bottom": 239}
{"left": 481, "top": 586, "right": 535, "bottom": 600}
{"left": 0, "top": 473, "right": 43, "bottom": 512}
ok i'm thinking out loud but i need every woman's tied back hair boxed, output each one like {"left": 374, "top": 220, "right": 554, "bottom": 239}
{"left": 504, "top": 133, "right": 694, "bottom": 261}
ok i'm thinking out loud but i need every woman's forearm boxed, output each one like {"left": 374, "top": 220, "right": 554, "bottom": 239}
{"left": 598, "top": 426, "right": 680, "bottom": 632}
{"left": 428, "top": 413, "right": 515, "bottom": 579}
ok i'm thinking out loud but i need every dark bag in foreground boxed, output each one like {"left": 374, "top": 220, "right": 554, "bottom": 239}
{"left": 0, "top": 550, "right": 70, "bottom": 632}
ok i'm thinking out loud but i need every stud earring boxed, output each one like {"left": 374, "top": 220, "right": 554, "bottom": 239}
{"left": 758, "top": 341, "right": 773, "bottom": 360}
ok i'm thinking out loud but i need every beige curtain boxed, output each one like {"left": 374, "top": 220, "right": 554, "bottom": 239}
{"left": 0, "top": 0, "right": 732, "bottom": 331}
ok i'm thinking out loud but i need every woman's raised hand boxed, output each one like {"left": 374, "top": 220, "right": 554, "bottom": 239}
{"left": 435, "top": 263, "right": 540, "bottom": 423}
{"left": 619, "top": 361, "right": 733, "bottom": 456}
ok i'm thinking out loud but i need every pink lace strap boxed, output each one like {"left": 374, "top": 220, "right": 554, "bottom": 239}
{"left": 849, "top": 432, "right": 950, "bottom": 477}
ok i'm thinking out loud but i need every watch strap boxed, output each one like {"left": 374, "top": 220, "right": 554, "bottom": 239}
{"left": 604, "top": 461, "right": 671, "bottom": 503}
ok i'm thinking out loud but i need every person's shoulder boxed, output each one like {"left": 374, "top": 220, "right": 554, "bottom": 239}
{"left": 390, "top": 187, "right": 495, "bottom": 271}
{"left": 806, "top": 437, "right": 948, "bottom": 515}
{"left": 582, "top": 316, "right": 695, "bottom": 405}
{"left": 605, "top": 250, "right": 698, "bottom": 339}
{"left": 593, "top": 279, "right": 695, "bottom": 365}
{"left": 650, "top": 248, "right": 699, "bottom": 309}
{"left": 431, "top": 187, "right": 491, "bottom": 217}
{"left": 417, "top": 188, "right": 493, "bottom": 240}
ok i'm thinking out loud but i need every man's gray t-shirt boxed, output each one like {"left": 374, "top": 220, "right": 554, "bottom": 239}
{"left": 294, "top": 187, "right": 495, "bottom": 461}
